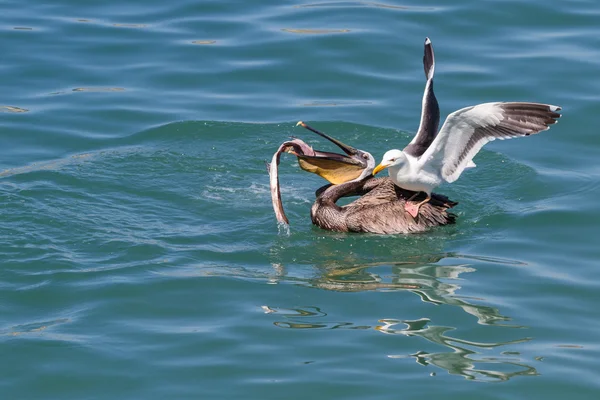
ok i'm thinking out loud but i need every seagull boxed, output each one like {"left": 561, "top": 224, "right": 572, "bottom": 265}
{"left": 373, "top": 39, "right": 562, "bottom": 218}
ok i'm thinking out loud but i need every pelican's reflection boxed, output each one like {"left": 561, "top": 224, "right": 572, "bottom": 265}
{"left": 378, "top": 319, "right": 537, "bottom": 382}
{"left": 264, "top": 253, "right": 537, "bottom": 382}
{"left": 306, "top": 257, "right": 516, "bottom": 327}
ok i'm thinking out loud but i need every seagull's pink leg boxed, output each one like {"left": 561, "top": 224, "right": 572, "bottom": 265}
{"left": 406, "top": 192, "right": 420, "bottom": 202}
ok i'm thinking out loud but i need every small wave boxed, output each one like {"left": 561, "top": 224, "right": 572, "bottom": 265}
{"left": 191, "top": 40, "right": 216, "bottom": 45}
{"left": 281, "top": 28, "right": 351, "bottom": 34}
{"left": 295, "top": 1, "right": 434, "bottom": 10}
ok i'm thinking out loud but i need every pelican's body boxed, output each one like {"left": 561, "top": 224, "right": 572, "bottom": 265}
{"left": 310, "top": 176, "right": 455, "bottom": 234}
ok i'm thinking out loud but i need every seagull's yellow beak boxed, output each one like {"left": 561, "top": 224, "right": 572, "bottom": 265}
{"left": 372, "top": 162, "right": 390, "bottom": 176}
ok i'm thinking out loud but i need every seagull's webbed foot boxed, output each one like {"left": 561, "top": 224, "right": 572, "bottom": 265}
{"left": 405, "top": 202, "right": 420, "bottom": 218}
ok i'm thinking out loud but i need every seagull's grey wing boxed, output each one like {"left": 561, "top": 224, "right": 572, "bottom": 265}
{"left": 403, "top": 37, "right": 440, "bottom": 158}
{"left": 420, "top": 102, "right": 561, "bottom": 183}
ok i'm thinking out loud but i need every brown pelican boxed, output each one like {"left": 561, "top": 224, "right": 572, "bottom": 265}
{"left": 267, "top": 123, "right": 457, "bottom": 234}
{"left": 373, "top": 40, "right": 562, "bottom": 217}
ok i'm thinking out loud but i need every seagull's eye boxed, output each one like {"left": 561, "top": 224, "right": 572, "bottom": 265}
{"left": 390, "top": 158, "right": 396, "bottom": 162}
{"left": 362, "top": 154, "right": 368, "bottom": 160}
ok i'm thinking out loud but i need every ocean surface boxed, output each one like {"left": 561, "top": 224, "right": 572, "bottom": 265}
{"left": 2, "top": 0, "right": 600, "bottom": 398}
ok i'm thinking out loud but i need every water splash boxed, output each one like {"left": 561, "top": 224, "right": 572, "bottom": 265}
{"left": 277, "top": 221, "right": 290, "bottom": 236}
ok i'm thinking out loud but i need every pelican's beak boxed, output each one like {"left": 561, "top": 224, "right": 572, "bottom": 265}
{"left": 296, "top": 121, "right": 359, "bottom": 156}
{"left": 291, "top": 121, "right": 370, "bottom": 184}
{"left": 372, "top": 162, "right": 391, "bottom": 176}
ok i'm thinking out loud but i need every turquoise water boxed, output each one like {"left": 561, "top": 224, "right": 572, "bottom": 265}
{"left": 2, "top": 0, "right": 600, "bottom": 398}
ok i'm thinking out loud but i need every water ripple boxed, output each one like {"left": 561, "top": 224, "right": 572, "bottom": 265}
{"left": 281, "top": 28, "right": 351, "bottom": 34}
{"left": 2, "top": 0, "right": 600, "bottom": 396}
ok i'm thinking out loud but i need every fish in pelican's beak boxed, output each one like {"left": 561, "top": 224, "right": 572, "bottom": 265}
{"left": 293, "top": 121, "right": 372, "bottom": 184}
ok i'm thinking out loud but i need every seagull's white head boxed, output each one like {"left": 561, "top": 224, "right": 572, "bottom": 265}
{"left": 372, "top": 149, "right": 406, "bottom": 176}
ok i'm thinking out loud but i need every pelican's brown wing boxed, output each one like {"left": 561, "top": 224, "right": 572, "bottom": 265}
{"left": 327, "top": 177, "right": 457, "bottom": 234}
{"left": 345, "top": 180, "right": 456, "bottom": 234}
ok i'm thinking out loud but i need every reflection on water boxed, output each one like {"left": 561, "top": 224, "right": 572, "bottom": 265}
{"left": 263, "top": 253, "right": 536, "bottom": 382}
{"left": 378, "top": 319, "right": 537, "bottom": 382}
{"left": 262, "top": 306, "right": 371, "bottom": 330}
{"left": 0, "top": 318, "right": 87, "bottom": 343}
{"left": 72, "top": 87, "right": 126, "bottom": 92}
{"left": 177, "top": 241, "right": 537, "bottom": 382}
{"left": 303, "top": 256, "right": 519, "bottom": 327}
{"left": 1, "top": 105, "right": 29, "bottom": 113}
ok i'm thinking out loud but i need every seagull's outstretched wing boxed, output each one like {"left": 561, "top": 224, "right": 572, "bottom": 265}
{"left": 403, "top": 37, "right": 440, "bottom": 158}
{"left": 420, "top": 102, "right": 561, "bottom": 183}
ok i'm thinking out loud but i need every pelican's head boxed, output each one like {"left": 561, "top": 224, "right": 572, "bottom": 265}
{"left": 353, "top": 149, "right": 376, "bottom": 181}
{"left": 372, "top": 149, "right": 406, "bottom": 175}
